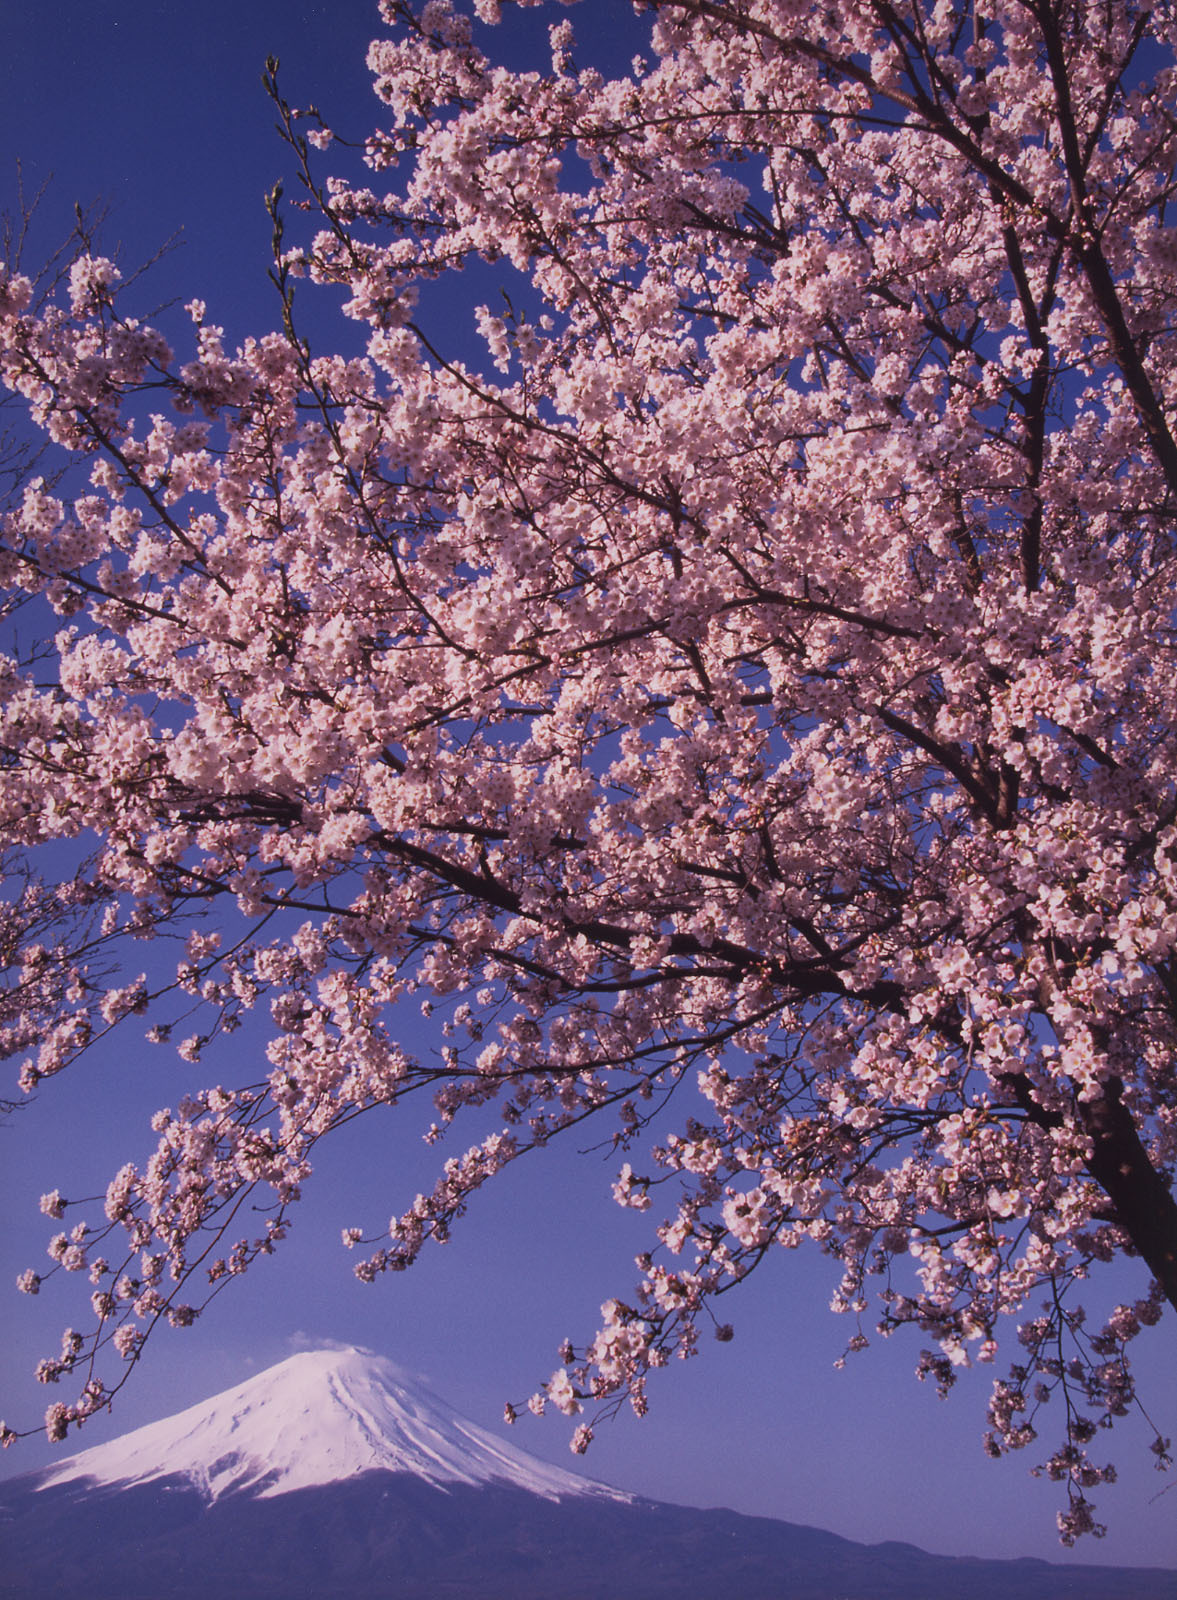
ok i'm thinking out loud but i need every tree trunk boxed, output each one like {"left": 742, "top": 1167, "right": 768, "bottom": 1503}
{"left": 1080, "top": 1079, "right": 1177, "bottom": 1313}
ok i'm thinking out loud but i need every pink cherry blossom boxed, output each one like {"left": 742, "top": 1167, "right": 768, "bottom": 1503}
{"left": 1, "top": 0, "right": 1175, "bottom": 1540}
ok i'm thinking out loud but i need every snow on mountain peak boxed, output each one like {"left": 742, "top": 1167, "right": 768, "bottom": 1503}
{"left": 32, "top": 1345, "right": 632, "bottom": 1505}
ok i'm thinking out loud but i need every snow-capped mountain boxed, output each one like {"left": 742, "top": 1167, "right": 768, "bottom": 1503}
{"left": 2, "top": 1348, "right": 1174, "bottom": 1600}
{"left": 31, "top": 1345, "right": 627, "bottom": 1505}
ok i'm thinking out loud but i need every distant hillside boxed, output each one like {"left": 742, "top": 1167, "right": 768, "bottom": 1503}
{"left": 2, "top": 1348, "right": 1172, "bottom": 1600}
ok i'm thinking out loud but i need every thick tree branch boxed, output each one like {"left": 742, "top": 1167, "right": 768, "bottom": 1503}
{"left": 1080, "top": 1079, "right": 1177, "bottom": 1312}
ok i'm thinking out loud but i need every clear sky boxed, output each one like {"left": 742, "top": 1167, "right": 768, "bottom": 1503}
{"left": 1, "top": 0, "right": 1174, "bottom": 1571}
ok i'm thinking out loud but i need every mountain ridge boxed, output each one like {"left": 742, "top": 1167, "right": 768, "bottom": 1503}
{"left": 26, "top": 1345, "right": 629, "bottom": 1505}
{"left": 2, "top": 1346, "right": 1174, "bottom": 1600}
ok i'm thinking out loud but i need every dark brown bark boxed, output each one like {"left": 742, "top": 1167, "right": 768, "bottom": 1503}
{"left": 1002, "top": 1069, "right": 1177, "bottom": 1312}
{"left": 1079, "top": 1078, "right": 1177, "bottom": 1312}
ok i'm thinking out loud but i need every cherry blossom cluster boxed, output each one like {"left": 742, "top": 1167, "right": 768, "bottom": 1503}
{"left": 1, "top": 0, "right": 1175, "bottom": 1539}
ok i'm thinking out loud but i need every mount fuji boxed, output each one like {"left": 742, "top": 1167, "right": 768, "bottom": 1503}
{"left": 25, "top": 1346, "right": 627, "bottom": 1507}
{"left": 1, "top": 1346, "right": 1173, "bottom": 1600}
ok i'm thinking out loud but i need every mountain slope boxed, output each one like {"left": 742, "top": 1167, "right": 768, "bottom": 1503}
{"left": 27, "top": 1346, "right": 624, "bottom": 1504}
{"left": 1, "top": 1347, "right": 1173, "bottom": 1600}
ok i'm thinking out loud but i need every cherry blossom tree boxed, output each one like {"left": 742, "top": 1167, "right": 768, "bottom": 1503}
{"left": 1, "top": 0, "right": 1175, "bottom": 1542}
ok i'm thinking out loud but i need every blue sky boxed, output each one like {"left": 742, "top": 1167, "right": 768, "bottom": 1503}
{"left": 1, "top": 0, "right": 1174, "bottom": 1569}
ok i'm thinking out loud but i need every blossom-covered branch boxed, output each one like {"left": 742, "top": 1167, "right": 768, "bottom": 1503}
{"left": 1, "top": 0, "right": 1175, "bottom": 1543}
